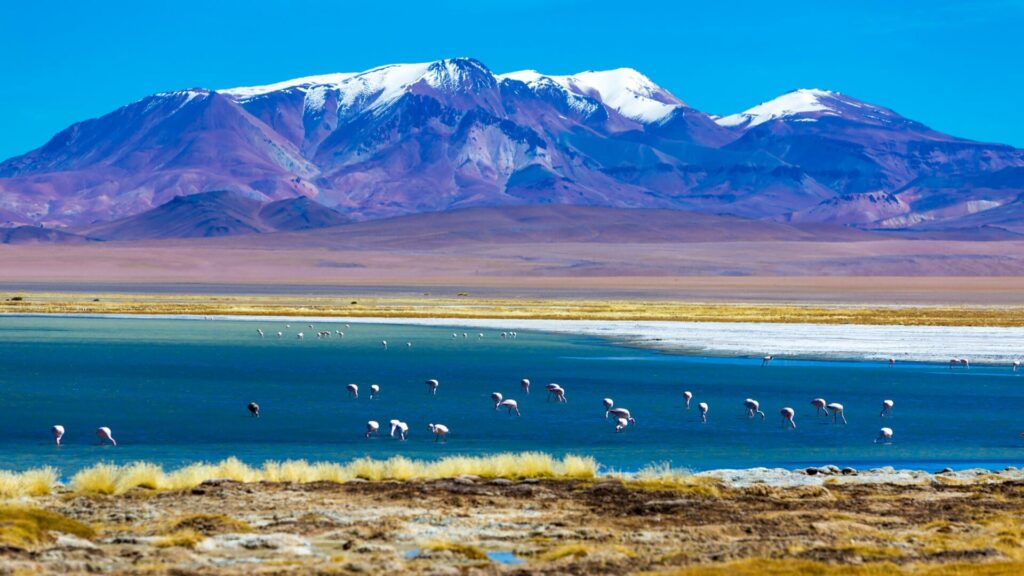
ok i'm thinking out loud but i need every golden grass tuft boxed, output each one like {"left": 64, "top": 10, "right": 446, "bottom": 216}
{"left": 11, "top": 452, "right": 597, "bottom": 496}
{"left": 421, "top": 541, "right": 490, "bottom": 560}
{"left": 0, "top": 506, "right": 95, "bottom": 549}
{"left": 0, "top": 467, "right": 58, "bottom": 498}
{"left": 618, "top": 463, "right": 723, "bottom": 496}
{"left": 538, "top": 543, "right": 592, "bottom": 561}
{"left": 164, "top": 513, "right": 252, "bottom": 536}
{"left": 154, "top": 528, "right": 204, "bottom": 548}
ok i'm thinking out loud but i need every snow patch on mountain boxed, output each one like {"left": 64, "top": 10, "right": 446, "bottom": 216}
{"left": 499, "top": 68, "right": 683, "bottom": 123}
{"left": 716, "top": 89, "right": 836, "bottom": 128}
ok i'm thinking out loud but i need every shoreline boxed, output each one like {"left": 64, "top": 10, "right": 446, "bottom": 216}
{"left": 7, "top": 310, "right": 1024, "bottom": 364}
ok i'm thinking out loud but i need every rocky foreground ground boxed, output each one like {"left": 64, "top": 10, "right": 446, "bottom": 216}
{"left": 2, "top": 468, "right": 1024, "bottom": 575}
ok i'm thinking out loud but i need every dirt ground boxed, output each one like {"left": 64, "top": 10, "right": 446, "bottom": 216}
{"left": 4, "top": 474, "right": 1024, "bottom": 575}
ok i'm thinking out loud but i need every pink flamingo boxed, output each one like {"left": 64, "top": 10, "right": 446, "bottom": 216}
{"left": 546, "top": 383, "right": 566, "bottom": 403}
{"left": 744, "top": 398, "right": 765, "bottom": 420}
{"left": 683, "top": 391, "right": 693, "bottom": 409}
{"left": 426, "top": 379, "right": 439, "bottom": 396}
{"left": 876, "top": 427, "right": 893, "bottom": 443}
{"left": 96, "top": 427, "right": 117, "bottom": 446}
{"left": 607, "top": 407, "right": 636, "bottom": 426}
{"left": 521, "top": 379, "right": 530, "bottom": 394}
{"left": 491, "top": 392, "right": 503, "bottom": 407}
{"left": 888, "top": 357, "right": 895, "bottom": 368}
{"left": 389, "top": 419, "right": 409, "bottom": 441}
{"left": 52, "top": 425, "right": 65, "bottom": 446}
{"left": 428, "top": 423, "right": 449, "bottom": 442}
{"left": 880, "top": 399, "right": 894, "bottom": 418}
{"left": 603, "top": 398, "right": 614, "bottom": 417}
{"left": 370, "top": 384, "right": 380, "bottom": 400}
{"left": 365, "top": 420, "right": 379, "bottom": 438}
{"left": 780, "top": 407, "right": 796, "bottom": 429}
{"left": 827, "top": 402, "right": 847, "bottom": 424}
{"left": 698, "top": 402, "right": 709, "bottom": 423}
{"left": 762, "top": 355, "right": 773, "bottom": 367}
{"left": 615, "top": 417, "right": 630, "bottom": 432}
{"left": 811, "top": 398, "right": 828, "bottom": 417}
{"left": 248, "top": 402, "right": 260, "bottom": 417}
{"left": 499, "top": 399, "right": 521, "bottom": 416}
{"left": 346, "top": 384, "right": 359, "bottom": 399}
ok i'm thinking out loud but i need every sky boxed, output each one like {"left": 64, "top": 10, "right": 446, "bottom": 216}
{"left": 1, "top": 0, "right": 1022, "bottom": 159}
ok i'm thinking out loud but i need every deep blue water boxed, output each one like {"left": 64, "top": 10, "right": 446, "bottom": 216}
{"left": 1, "top": 315, "right": 1022, "bottom": 474}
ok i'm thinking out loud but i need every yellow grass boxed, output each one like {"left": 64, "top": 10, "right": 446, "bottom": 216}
{"left": 615, "top": 462, "right": 723, "bottom": 496}
{"left": 0, "top": 467, "right": 58, "bottom": 498}
{"left": 154, "top": 528, "right": 204, "bottom": 548}
{"left": 0, "top": 506, "right": 95, "bottom": 549}
{"left": 56, "top": 453, "right": 597, "bottom": 495}
{"left": 3, "top": 291, "right": 1024, "bottom": 326}
{"left": 421, "top": 541, "right": 489, "bottom": 560}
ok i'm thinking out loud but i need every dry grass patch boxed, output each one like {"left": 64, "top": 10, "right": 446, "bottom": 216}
{"left": 0, "top": 467, "right": 58, "bottom": 498}
{"left": 0, "top": 506, "right": 95, "bottom": 549}
{"left": 420, "top": 541, "right": 489, "bottom": 560}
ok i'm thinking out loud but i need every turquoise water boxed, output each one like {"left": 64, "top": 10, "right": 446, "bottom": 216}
{"left": 1, "top": 315, "right": 1022, "bottom": 474}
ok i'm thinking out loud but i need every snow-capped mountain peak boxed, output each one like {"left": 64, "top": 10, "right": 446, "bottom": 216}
{"left": 716, "top": 88, "right": 902, "bottom": 129}
{"left": 498, "top": 67, "right": 683, "bottom": 123}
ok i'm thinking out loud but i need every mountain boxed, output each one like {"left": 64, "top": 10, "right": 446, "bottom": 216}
{"left": 77, "top": 190, "right": 348, "bottom": 240}
{"left": 0, "top": 226, "right": 95, "bottom": 245}
{"left": 1, "top": 59, "right": 1022, "bottom": 236}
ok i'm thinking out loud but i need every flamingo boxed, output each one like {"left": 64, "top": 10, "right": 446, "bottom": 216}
{"left": 827, "top": 402, "right": 847, "bottom": 424}
{"left": 1014, "top": 360, "right": 1021, "bottom": 372}
{"left": 615, "top": 417, "right": 630, "bottom": 432}
{"left": 888, "top": 357, "right": 895, "bottom": 367}
{"left": 949, "top": 358, "right": 959, "bottom": 369}
{"left": 297, "top": 332, "right": 304, "bottom": 340}
{"left": 491, "top": 392, "right": 504, "bottom": 407}
{"left": 248, "top": 402, "right": 260, "bottom": 417}
{"left": 96, "top": 427, "right": 117, "bottom": 446}
{"left": 762, "top": 355, "right": 773, "bottom": 367}
{"left": 880, "top": 399, "right": 894, "bottom": 418}
{"left": 603, "top": 398, "right": 614, "bottom": 417}
{"left": 382, "top": 340, "right": 388, "bottom": 350}
{"left": 961, "top": 358, "right": 970, "bottom": 369}
{"left": 698, "top": 402, "right": 709, "bottom": 423}
{"left": 52, "top": 425, "right": 64, "bottom": 446}
{"left": 876, "top": 427, "right": 893, "bottom": 443}
{"left": 428, "top": 423, "right": 449, "bottom": 442}
{"left": 406, "top": 342, "right": 412, "bottom": 348}
{"left": 277, "top": 331, "right": 283, "bottom": 338}
{"left": 683, "top": 391, "right": 693, "bottom": 409}
{"left": 521, "top": 379, "right": 530, "bottom": 394}
{"left": 365, "top": 420, "right": 379, "bottom": 438}
{"left": 389, "top": 419, "right": 409, "bottom": 440}
{"left": 811, "top": 398, "right": 829, "bottom": 417}
{"left": 607, "top": 407, "right": 636, "bottom": 426}
{"left": 744, "top": 399, "right": 766, "bottom": 420}
{"left": 546, "top": 383, "right": 566, "bottom": 403}
{"left": 780, "top": 407, "right": 796, "bottom": 429}
{"left": 257, "top": 328, "right": 264, "bottom": 338}
{"left": 370, "top": 384, "right": 380, "bottom": 400}
{"left": 426, "top": 379, "right": 439, "bottom": 396}
{"left": 499, "top": 399, "right": 521, "bottom": 416}
{"left": 346, "top": 384, "right": 359, "bottom": 399}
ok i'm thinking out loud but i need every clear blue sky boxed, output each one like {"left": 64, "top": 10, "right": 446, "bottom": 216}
{"left": 2, "top": 0, "right": 1021, "bottom": 159}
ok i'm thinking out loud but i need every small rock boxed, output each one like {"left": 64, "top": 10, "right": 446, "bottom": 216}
{"left": 489, "top": 478, "right": 513, "bottom": 486}
{"left": 805, "top": 467, "right": 819, "bottom": 476}
{"left": 54, "top": 534, "right": 99, "bottom": 550}
{"left": 938, "top": 467, "right": 954, "bottom": 474}
{"left": 823, "top": 465, "right": 841, "bottom": 475}
{"left": 841, "top": 467, "right": 857, "bottom": 476}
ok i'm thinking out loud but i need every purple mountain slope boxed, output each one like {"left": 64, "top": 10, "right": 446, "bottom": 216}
{"left": 77, "top": 190, "right": 348, "bottom": 240}
{"left": 1, "top": 59, "right": 1022, "bottom": 235}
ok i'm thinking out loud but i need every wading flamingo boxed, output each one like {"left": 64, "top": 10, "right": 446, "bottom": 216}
{"left": 603, "top": 398, "right": 614, "bottom": 417}
{"left": 744, "top": 399, "right": 766, "bottom": 420}
{"left": 876, "top": 427, "right": 893, "bottom": 443}
{"left": 827, "top": 402, "right": 847, "bottom": 424}
{"left": 365, "top": 420, "right": 379, "bottom": 438}
{"left": 1014, "top": 360, "right": 1021, "bottom": 372}
{"left": 52, "top": 425, "right": 64, "bottom": 446}
{"left": 370, "top": 384, "right": 380, "bottom": 400}
{"left": 607, "top": 407, "right": 636, "bottom": 426}
{"left": 521, "top": 379, "right": 530, "bottom": 394}
{"left": 257, "top": 328, "right": 264, "bottom": 338}
{"left": 491, "top": 392, "right": 503, "bottom": 407}
{"left": 499, "top": 399, "right": 521, "bottom": 416}
{"left": 698, "top": 402, "right": 709, "bottom": 423}
{"left": 428, "top": 423, "right": 449, "bottom": 442}
{"left": 248, "top": 402, "right": 260, "bottom": 417}
{"left": 96, "top": 427, "right": 117, "bottom": 446}
{"left": 888, "top": 357, "right": 895, "bottom": 367}
{"left": 381, "top": 340, "right": 388, "bottom": 350}
{"left": 762, "top": 355, "right": 773, "bottom": 367}
{"left": 683, "top": 391, "right": 693, "bottom": 409}
{"left": 297, "top": 332, "right": 304, "bottom": 340}
{"left": 546, "top": 383, "right": 566, "bottom": 403}
{"left": 346, "top": 384, "right": 359, "bottom": 399}
{"left": 880, "top": 399, "right": 894, "bottom": 418}
{"left": 426, "top": 379, "right": 439, "bottom": 395}
{"left": 615, "top": 417, "right": 630, "bottom": 432}
{"left": 780, "top": 407, "right": 796, "bottom": 429}
{"left": 811, "top": 398, "right": 829, "bottom": 417}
